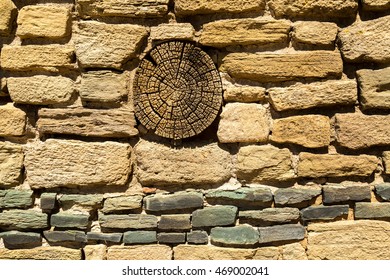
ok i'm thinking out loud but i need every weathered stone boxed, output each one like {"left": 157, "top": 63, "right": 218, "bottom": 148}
{"left": 17, "top": 5, "right": 71, "bottom": 39}
{"left": 292, "top": 21, "right": 338, "bottom": 47}
{"left": 38, "top": 108, "right": 138, "bottom": 138}
{"left": 135, "top": 141, "right": 231, "bottom": 186}
{"left": 362, "top": 0, "right": 390, "bottom": 10}
{"left": 355, "top": 202, "right": 390, "bottom": 219}
{"left": 59, "top": 194, "right": 104, "bottom": 210}
{"left": 0, "top": 0, "right": 17, "bottom": 36}
{"left": 239, "top": 208, "right": 300, "bottom": 226}
{"left": 73, "top": 21, "right": 148, "bottom": 69}
{"left": 158, "top": 233, "right": 186, "bottom": 244}
{"left": 1, "top": 231, "right": 41, "bottom": 249}
{"left": 375, "top": 183, "right": 390, "bottom": 201}
{"left": 151, "top": 23, "right": 195, "bottom": 41}
{"left": 0, "top": 247, "right": 81, "bottom": 260}
{"left": 51, "top": 213, "right": 90, "bottom": 230}
{"left": 107, "top": 245, "right": 172, "bottom": 260}
{"left": 258, "top": 224, "right": 305, "bottom": 244}
{"left": 384, "top": 152, "right": 390, "bottom": 175}
{"left": 43, "top": 230, "right": 87, "bottom": 244}
{"left": 236, "top": 145, "right": 294, "bottom": 183}
{"left": 123, "top": 231, "right": 157, "bottom": 244}
{"left": 175, "top": 0, "right": 265, "bottom": 16}
{"left": 298, "top": 153, "right": 377, "bottom": 178}
{"left": 145, "top": 192, "right": 203, "bottom": 213}
{"left": 224, "top": 86, "right": 266, "bottom": 103}
{"left": 271, "top": 115, "right": 330, "bottom": 148}
{"left": 40, "top": 193, "right": 57, "bottom": 211}
{"left": 0, "top": 210, "right": 48, "bottom": 230}
{"left": 77, "top": 0, "right": 169, "bottom": 18}
{"left": 103, "top": 195, "right": 142, "bottom": 214}
{"left": 7, "top": 76, "right": 75, "bottom": 105}
{"left": 84, "top": 244, "right": 107, "bottom": 260}
{"left": 99, "top": 214, "right": 158, "bottom": 231}
{"left": 211, "top": 225, "right": 259, "bottom": 247}
{"left": 281, "top": 243, "right": 308, "bottom": 260}
{"left": 206, "top": 187, "right": 273, "bottom": 209}
{"left": 0, "top": 104, "right": 26, "bottom": 137}
{"left": 268, "top": 80, "right": 357, "bottom": 112}
{"left": 268, "top": 0, "right": 358, "bottom": 18}
{"left": 339, "top": 16, "right": 390, "bottom": 63}
{"left": 0, "top": 142, "right": 23, "bottom": 186}
{"left": 174, "top": 245, "right": 257, "bottom": 260}
{"left": 25, "top": 139, "right": 131, "bottom": 189}
{"left": 301, "top": 205, "right": 349, "bottom": 221}
{"left": 1, "top": 45, "right": 75, "bottom": 71}
{"left": 323, "top": 185, "right": 371, "bottom": 204}
{"left": 87, "top": 232, "right": 123, "bottom": 243}
{"left": 217, "top": 103, "right": 269, "bottom": 143}
{"left": 307, "top": 220, "right": 390, "bottom": 260}
{"left": 158, "top": 215, "right": 191, "bottom": 231}
{"left": 357, "top": 67, "right": 390, "bottom": 110}
{"left": 274, "top": 187, "right": 322, "bottom": 208}
{"left": 187, "top": 231, "right": 208, "bottom": 244}
{"left": 200, "top": 18, "right": 290, "bottom": 48}
{"left": 192, "top": 206, "right": 237, "bottom": 228}
{"left": 0, "top": 190, "right": 33, "bottom": 209}
{"left": 222, "top": 51, "right": 342, "bottom": 83}
{"left": 335, "top": 114, "right": 390, "bottom": 149}
{"left": 80, "top": 71, "right": 128, "bottom": 103}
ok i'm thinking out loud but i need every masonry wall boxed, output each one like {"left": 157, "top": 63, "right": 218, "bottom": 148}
{"left": 0, "top": 0, "right": 390, "bottom": 260}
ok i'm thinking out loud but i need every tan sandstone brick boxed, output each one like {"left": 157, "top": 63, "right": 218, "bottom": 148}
{"left": 84, "top": 244, "right": 107, "bottom": 260}
{"left": 0, "top": 103, "right": 26, "bottom": 137}
{"left": 0, "top": 142, "right": 24, "bottom": 186}
{"left": 150, "top": 23, "right": 195, "bottom": 41}
{"left": 383, "top": 152, "right": 390, "bottom": 175}
{"left": 292, "top": 21, "right": 338, "bottom": 47}
{"left": 0, "top": 0, "right": 17, "bottom": 36}
{"left": 107, "top": 245, "right": 172, "bottom": 260}
{"left": 0, "top": 247, "right": 81, "bottom": 260}
{"left": 362, "top": 0, "right": 390, "bottom": 11}
{"left": 224, "top": 86, "right": 266, "bottom": 103}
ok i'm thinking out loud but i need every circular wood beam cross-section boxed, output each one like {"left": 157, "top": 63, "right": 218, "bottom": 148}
{"left": 133, "top": 41, "right": 223, "bottom": 140}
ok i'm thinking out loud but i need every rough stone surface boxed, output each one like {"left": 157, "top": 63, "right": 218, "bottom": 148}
{"left": 339, "top": 16, "right": 390, "bottom": 63}
{"left": 51, "top": 213, "right": 90, "bottom": 229}
{"left": 135, "top": 141, "right": 231, "bottom": 186}
{"left": 174, "top": 245, "right": 257, "bottom": 260}
{"left": 200, "top": 18, "right": 290, "bottom": 48}
{"left": 307, "top": 220, "right": 390, "bottom": 260}
{"left": 301, "top": 205, "right": 349, "bottom": 221}
{"left": 357, "top": 67, "right": 390, "bottom": 110}
{"left": 362, "top": 0, "right": 390, "bottom": 10}
{"left": 73, "top": 21, "right": 148, "bottom": 69}
{"left": 0, "top": 103, "right": 26, "bottom": 137}
{"left": 17, "top": 5, "right": 71, "bottom": 39}
{"left": 236, "top": 145, "right": 294, "bottom": 183}
{"left": 271, "top": 115, "right": 330, "bottom": 148}
{"left": 0, "top": 0, "right": 17, "bottom": 36}
{"left": 375, "top": 183, "right": 390, "bottom": 201}
{"left": 87, "top": 232, "right": 123, "bottom": 243}
{"left": 59, "top": 194, "right": 103, "bottom": 210}
{"left": 7, "top": 76, "right": 75, "bottom": 105}
{"left": 1, "top": 231, "right": 41, "bottom": 249}
{"left": 107, "top": 245, "right": 172, "bottom": 260}
{"left": 43, "top": 230, "right": 87, "bottom": 244}
{"left": 0, "top": 210, "right": 48, "bottom": 230}
{"left": 150, "top": 23, "right": 195, "bottom": 41}
{"left": 224, "top": 86, "right": 266, "bottom": 103}
{"left": 211, "top": 225, "right": 259, "bottom": 247}
{"left": 268, "top": 80, "right": 357, "bottom": 112}
{"left": 258, "top": 224, "right": 305, "bottom": 244}
{"left": 239, "top": 208, "right": 300, "bottom": 226}
{"left": 222, "top": 51, "right": 342, "bottom": 82}
{"left": 158, "top": 215, "right": 191, "bottom": 231}
{"left": 323, "top": 185, "right": 371, "bottom": 204}
{"left": 40, "top": 193, "right": 57, "bottom": 211}
{"left": 217, "top": 103, "right": 269, "bottom": 143}
{"left": 145, "top": 192, "right": 203, "bottom": 213}
{"left": 103, "top": 195, "right": 143, "bottom": 214}
{"left": 158, "top": 233, "right": 186, "bottom": 244}
{"left": 298, "top": 153, "right": 378, "bottom": 178}
{"left": 292, "top": 21, "right": 338, "bottom": 47}
{"left": 384, "top": 152, "right": 390, "bottom": 175}
{"left": 274, "top": 187, "right": 322, "bottom": 208}
{"left": 99, "top": 214, "right": 158, "bottom": 231}
{"left": 192, "top": 206, "right": 237, "bottom": 228}
{"left": 25, "top": 139, "right": 131, "bottom": 189}
{"left": 0, "top": 142, "right": 23, "bottom": 186}
{"left": 187, "top": 231, "right": 209, "bottom": 244}
{"left": 0, "top": 190, "right": 33, "bottom": 209}
{"left": 0, "top": 247, "right": 81, "bottom": 260}
{"left": 281, "top": 243, "right": 308, "bottom": 260}
{"left": 123, "top": 231, "right": 157, "bottom": 244}
{"left": 355, "top": 202, "right": 390, "bottom": 219}
{"left": 84, "top": 244, "right": 107, "bottom": 260}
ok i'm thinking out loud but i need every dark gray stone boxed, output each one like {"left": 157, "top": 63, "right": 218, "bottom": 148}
{"left": 43, "top": 230, "right": 87, "bottom": 244}
{"left": 355, "top": 202, "right": 390, "bottom": 219}
{"left": 375, "top": 183, "right": 390, "bottom": 201}
{"left": 123, "top": 231, "right": 157, "bottom": 244}
{"left": 274, "top": 187, "right": 322, "bottom": 208}
{"left": 59, "top": 194, "right": 104, "bottom": 210}
{"left": 0, "top": 231, "right": 41, "bottom": 249}
{"left": 301, "top": 205, "right": 349, "bottom": 221}
{"left": 206, "top": 187, "right": 273, "bottom": 209}
{"left": 323, "top": 185, "right": 371, "bottom": 204}
{"left": 40, "top": 193, "right": 57, "bottom": 211}
{"left": 239, "top": 207, "right": 300, "bottom": 226}
{"left": 0, "top": 190, "right": 33, "bottom": 209}
{"left": 50, "top": 213, "right": 90, "bottom": 229}
{"left": 187, "top": 231, "right": 208, "bottom": 244}
{"left": 102, "top": 195, "right": 143, "bottom": 213}
{"left": 192, "top": 206, "right": 237, "bottom": 228}
{"left": 145, "top": 191, "right": 203, "bottom": 213}
{"left": 258, "top": 224, "right": 305, "bottom": 244}
{"left": 158, "top": 214, "right": 191, "bottom": 231}
{"left": 87, "top": 232, "right": 123, "bottom": 243}
{"left": 99, "top": 213, "right": 158, "bottom": 231}
{"left": 211, "top": 225, "right": 259, "bottom": 247}
{"left": 0, "top": 210, "right": 48, "bottom": 230}
{"left": 158, "top": 233, "right": 186, "bottom": 244}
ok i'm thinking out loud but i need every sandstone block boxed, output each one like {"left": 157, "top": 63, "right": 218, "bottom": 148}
{"left": 307, "top": 220, "right": 390, "bottom": 259}
{"left": 0, "top": 190, "right": 33, "bottom": 209}
{"left": 123, "top": 231, "right": 157, "bottom": 244}
{"left": 37, "top": 108, "right": 138, "bottom": 137}
{"left": 17, "top": 5, "right": 71, "bottom": 39}
{"left": 0, "top": 0, "right": 17, "bottom": 36}
{"left": 192, "top": 206, "right": 237, "bottom": 228}
{"left": 239, "top": 208, "right": 300, "bottom": 226}
{"left": 292, "top": 21, "right": 338, "bottom": 47}
{"left": 1, "top": 231, "right": 41, "bottom": 249}
{"left": 281, "top": 243, "right": 308, "bottom": 260}
{"left": 73, "top": 21, "right": 148, "bottom": 69}
{"left": 200, "top": 18, "right": 290, "bottom": 48}
{"left": 0, "top": 142, "right": 24, "bottom": 186}
{"left": 271, "top": 115, "right": 330, "bottom": 148}
{"left": 150, "top": 23, "right": 195, "bottom": 41}
{"left": 0, "top": 210, "right": 48, "bottom": 230}
{"left": 301, "top": 205, "right": 349, "bottom": 221}
{"left": 339, "top": 16, "right": 390, "bottom": 63}
{"left": 158, "top": 233, "right": 186, "bottom": 244}
{"left": 158, "top": 215, "right": 191, "bottom": 231}
{"left": 174, "top": 245, "right": 258, "bottom": 260}
{"left": 187, "top": 231, "right": 208, "bottom": 244}
{"left": 135, "top": 140, "right": 231, "bottom": 186}
{"left": 144, "top": 192, "right": 203, "bottom": 213}
{"left": 40, "top": 193, "right": 57, "bottom": 211}
{"left": 268, "top": 80, "right": 357, "bottom": 111}
{"left": 323, "top": 185, "right": 371, "bottom": 204}
{"left": 217, "top": 103, "right": 269, "bottom": 143}
{"left": 0, "top": 247, "right": 81, "bottom": 260}
{"left": 274, "top": 187, "right": 322, "bottom": 208}
{"left": 51, "top": 213, "right": 90, "bottom": 229}
{"left": 7, "top": 76, "right": 75, "bottom": 105}
{"left": 102, "top": 195, "right": 143, "bottom": 214}
{"left": 224, "top": 86, "right": 266, "bottom": 103}
{"left": 25, "top": 139, "right": 131, "bottom": 189}
{"left": 211, "top": 225, "right": 259, "bottom": 247}
{"left": 298, "top": 153, "right": 377, "bottom": 178}
{"left": 357, "top": 67, "right": 390, "bottom": 110}
{"left": 99, "top": 214, "right": 158, "bottom": 231}
{"left": 384, "top": 152, "right": 390, "bottom": 175}
{"left": 236, "top": 145, "right": 294, "bottom": 183}
{"left": 87, "top": 232, "right": 123, "bottom": 243}
{"left": 1, "top": 45, "right": 75, "bottom": 71}
{"left": 362, "top": 0, "right": 390, "bottom": 10}
{"left": 43, "top": 230, "right": 87, "bottom": 245}
{"left": 107, "top": 245, "right": 172, "bottom": 260}
{"left": 258, "top": 224, "right": 305, "bottom": 244}
{"left": 222, "top": 51, "right": 342, "bottom": 82}
{"left": 59, "top": 194, "right": 103, "bottom": 210}
{"left": 375, "top": 183, "right": 390, "bottom": 201}
{"left": 0, "top": 103, "right": 26, "bottom": 136}
{"left": 84, "top": 244, "right": 107, "bottom": 260}
{"left": 355, "top": 202, "right": 390, "bottom": 219}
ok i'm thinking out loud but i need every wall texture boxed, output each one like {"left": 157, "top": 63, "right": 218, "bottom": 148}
{"left": 0, "top": 0, "right": 390, "bottom": 260}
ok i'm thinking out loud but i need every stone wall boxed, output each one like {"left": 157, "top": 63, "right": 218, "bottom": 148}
{"left": 0, "top": 0, "right": 390, "bottom": 260}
